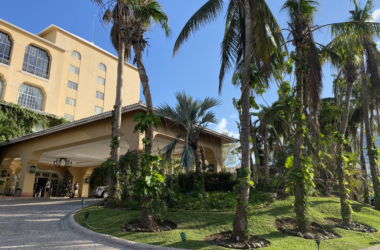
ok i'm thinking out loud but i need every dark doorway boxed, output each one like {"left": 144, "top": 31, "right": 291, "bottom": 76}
{"left": 37, "top": 178, "right": 48, "bottom": 197}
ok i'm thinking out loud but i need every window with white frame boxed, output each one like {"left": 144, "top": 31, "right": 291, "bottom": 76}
{"left": 66, "top": 97, "right": 76, "bottom": 106}
{"left": 98, "top": 63, "right": 106, "bottom": 71}
{"left": 22, "top": 45, "right": 50, "bottom": 79}
{"left": 69, "top": 65, "right": 79, "bottom": 75}
{"left": 95, "top": 106, "right": 103, "bottom": 114}
{"left": 68, "top": 81, "right": 78, "bottom": 90}
{"left": 0, "top": 31, "right": 12, "bottom": 65}
{"left": 17, "top": 83, "right": 44, "bottom": 111}
{"left": 64, "top": 113, "right": 74, "bottom": 121}
{"left": 96, "top": 91, "right": 104, "bottom": 100}
{"left": 71, "top": 51, "right": 81, "bottom": 60}
{"left": 97, "top": 76, "right": 105, "bottom": 86}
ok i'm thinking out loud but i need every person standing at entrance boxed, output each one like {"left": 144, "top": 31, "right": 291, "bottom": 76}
{"left": 45, "top": 180, "right": 50, "bottom": 197}
{"left": 74, "top": 182, "right": 79, "bottom": 198}
{"left": 33, "top": 183, "right": 39, "bottom": 197}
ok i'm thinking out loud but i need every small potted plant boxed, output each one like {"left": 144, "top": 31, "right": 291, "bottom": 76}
{"left": 15, "top": 188, "right": 22, "bottom": 197}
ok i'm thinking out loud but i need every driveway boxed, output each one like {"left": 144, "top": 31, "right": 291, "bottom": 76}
{"left": 0, "top": 198, "right": 120, "bottom": 250}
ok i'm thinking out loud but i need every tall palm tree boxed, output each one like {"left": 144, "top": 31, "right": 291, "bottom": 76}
{"left": 340, "top": 0, "right": 380, "bottom": 209}
{"left": 157, "top": 92, "right": 221, "bottom": 175}
{"left": 91, "top": 1, "right": 170, "bottom": 222}
{"left": 281, "top": 0, "right": 380, "bottom": 231}
{"left": 322, "top": 38, "right": 362, "bottom": 226}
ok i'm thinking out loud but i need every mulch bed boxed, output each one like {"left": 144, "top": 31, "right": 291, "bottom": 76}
{"left": 205, "top": 231, "right": 270, "bottom": 249}
{"left": 275, "top": 218, "right": 340, "bottom": 240}
{"left": 324, "top": 218, "right": 377, "bottom": 233}
{"left": 120, "top": 219, "right": 177, "bottom": 233}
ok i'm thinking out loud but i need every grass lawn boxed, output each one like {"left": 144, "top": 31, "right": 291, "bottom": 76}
{"left": 75, "top": 196, "right": 380, "bottom": 250}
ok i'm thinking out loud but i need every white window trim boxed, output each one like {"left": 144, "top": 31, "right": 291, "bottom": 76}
{"left": 20, "top": 70, "right": 51, "bottom": 82}
{"left": 0, "top": 63, "right": 10, "bottom": 69}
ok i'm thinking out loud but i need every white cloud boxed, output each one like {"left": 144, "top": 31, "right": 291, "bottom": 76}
{"left": 214, "top": 118, "right": 239, "bottom": 138}
{"left": 229, "top": 114, "right": 238, "bottom": 119}
{"left": 371, "top": 8, "right": 380, "bottom": 22}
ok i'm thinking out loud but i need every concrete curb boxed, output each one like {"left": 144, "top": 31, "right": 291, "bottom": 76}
{"left": 65, "top": 208, "right": 186, "bottom": 250}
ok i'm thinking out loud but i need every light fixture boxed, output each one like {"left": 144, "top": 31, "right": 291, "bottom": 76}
{"left": 1, "top": 170, "right": 6, "bottom": 177}
{"left": 29, "top": 164, "right": 36, "bottom": 174}
{"left": 53, "top": 158, "right": 72, "bottom": 168}
{"left": 85, "top": 178, "right": 90, "bottom": 183}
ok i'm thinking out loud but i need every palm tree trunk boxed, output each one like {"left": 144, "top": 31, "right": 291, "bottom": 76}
{"left": 232, "top": 0, "right": 252, "bottom": 240}
{"left": 336, "top": 78, "right": 354, "bottom": 227}
{"left": 360, "top": 117, "right": 370, "bottom": 204}
{"left": 263, "top": 127, "right": 270, "bottom": 187}
{"left": 360, "top": 55, "right": 380, "bottom": 210}
{"left": 133, "top": 43, "right": 155, "bottom": 228}
{"left": 192, "top": 142, "right": 202, "bottom": 175}
{"left": 107, "top": 34, "right": 124, "bottom": 208}
{"left": 293, "top": 39, "right": 307, "bottom": 233}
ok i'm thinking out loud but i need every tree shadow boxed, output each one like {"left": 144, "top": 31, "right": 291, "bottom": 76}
{"left": 250, "top": 204, "right": 293, "bottom": 217}
{"left": 149, "top": 240, "right": 211, "bottom": 250}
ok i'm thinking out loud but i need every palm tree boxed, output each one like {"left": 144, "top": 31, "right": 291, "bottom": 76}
{"left": 281, "top": 0, "right": 380, "bottom": 231}
{"left": 91, "top": 0, "right": 170, "bottom": 218}
{"left": 323, "top": 38, "right": 362, "bottom": 226}
{"left": 157, "top": 91, "right": 221, "bottom": 175}
{"left": 340, "top": 0, "right": 380, "bottom": 209}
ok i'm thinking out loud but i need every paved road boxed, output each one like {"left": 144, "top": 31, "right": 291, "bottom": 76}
{"left": 0, "top": 198, "right": 119, "bottom": 250}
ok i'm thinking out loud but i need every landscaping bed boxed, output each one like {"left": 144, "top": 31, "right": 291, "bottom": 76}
{"left": 324, "top": 217, "right": 377, "bottom": 233}
{"left": 120, "top": 219, "right": 177, "bottom": 233}
{"left": 275, "top": 218, "right": 340, "bottom": 240}
{"left": 205, "top": 231, "right": 270, "bottom": 249}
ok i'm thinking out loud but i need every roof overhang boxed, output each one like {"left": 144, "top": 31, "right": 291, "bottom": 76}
{"left": 0, "top": 102, "right": 237, "bottom": 147}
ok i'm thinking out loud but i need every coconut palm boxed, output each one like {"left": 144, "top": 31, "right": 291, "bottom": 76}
{"left": 322, "top": 37, "right": 362, "bottom": 226}
{"left": 337, "top": 0, "right": 380, "bottom": 209}
{"left": 173, "top": 0, "right": 286, "bottom": 239}
{"left": 157, "top": 91, "right": 221, "bottom": 175}
{"left": 280, "top": 0, "right": 380, "bottom": 231}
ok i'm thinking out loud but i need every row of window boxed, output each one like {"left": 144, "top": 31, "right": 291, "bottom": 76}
{"left": 0, "top": 76, "right": 105, "bottom": 116}
{"left": 0, "top": 31, "right": 107, "bottom": 80}
{"left": 64, "top": 106, "right": 103, "bottom": 121}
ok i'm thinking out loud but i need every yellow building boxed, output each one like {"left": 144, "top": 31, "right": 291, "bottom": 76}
{"left": 0, "top": 19, "right": 236, "bottom": 199}
{"left": 0, "top": 19, "right": 140, "bottom": 121}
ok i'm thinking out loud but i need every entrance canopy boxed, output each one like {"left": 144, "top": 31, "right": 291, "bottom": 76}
{"left": 0, "top": 102, "right": 236, "bottom": 197}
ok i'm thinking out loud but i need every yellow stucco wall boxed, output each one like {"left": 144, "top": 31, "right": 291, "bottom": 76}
{"left": 0, "top": 20, "right": 140, "bottom": 120}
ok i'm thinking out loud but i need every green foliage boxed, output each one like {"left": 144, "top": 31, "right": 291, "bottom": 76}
{"left": 133, "top": 112, "right": 161, "bottom": 134}
{"left": 177, "top": 172, "right": 236, "bottom": 193}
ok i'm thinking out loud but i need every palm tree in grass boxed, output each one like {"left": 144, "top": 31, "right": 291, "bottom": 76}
{"left": 345, "top": 0, "right": 380, "bottom": 210}
{"left": 321, "top": 37, "right": 362, "bottom": 226}
{"left": 280, "top": 0, "right": 380, "bottom": 231}
{"left": 173, "top": 0, "right": 287, "bottom": 239}
{"left": 157, "top": 91, "right": 221, "bottom": 175}
{"left": 91, "top": 0, "right": 169, "bottom": 212}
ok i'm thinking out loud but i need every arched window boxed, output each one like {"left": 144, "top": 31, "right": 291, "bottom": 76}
{"left": 22, "top": 45, "right": 50, "bottom": 79}
{"left": 98, "top": 63, "right": 106, "bottom": 71}
{"left": 0, "top": 31, "right": 12, "bottom": 65}
{"left": 71, "top": 51, "right": 81, "bottom": 60}
{"left": 0, "top": 76, "right": 4, "bottom": 99}
{"left": 17, "top": 83, "right": 44, "bottom": 111}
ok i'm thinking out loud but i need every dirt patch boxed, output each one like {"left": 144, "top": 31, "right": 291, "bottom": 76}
{"left": 204, "top": 231, "right": 270, "bottom": 249}
{"left": 120, "top": 219, "right": 177, "bottom": 233}
{"left": 275, "top": 218, "right": 340, "bottom": 240}
{"left": 324, "top": 218, "right": 377, "bottom": 233}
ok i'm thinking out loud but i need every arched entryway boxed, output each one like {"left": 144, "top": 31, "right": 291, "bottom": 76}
{"left": 33, "top": 169, "right": 62, "bottom": 197}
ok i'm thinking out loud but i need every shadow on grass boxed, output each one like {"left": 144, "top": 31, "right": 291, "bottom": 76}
{"left": 369, "top": 241, "right": 380, "bottom": 245}
{"left": 255, "top": 231, "right": 288, "bottom": 240}
{"left": 250, "top": 205, "right": 293, "bottom": 217}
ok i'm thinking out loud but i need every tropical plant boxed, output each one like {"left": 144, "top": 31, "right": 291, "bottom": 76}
{"left": 0, "top": 111, "right": 18, "bottom": 142}
{"left": 157, "top": 91, "right": 221, "bottom": 176}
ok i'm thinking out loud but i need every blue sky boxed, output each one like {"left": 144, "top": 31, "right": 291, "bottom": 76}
{"left": 1, "top": 0, "right": 380, "bottom": 138}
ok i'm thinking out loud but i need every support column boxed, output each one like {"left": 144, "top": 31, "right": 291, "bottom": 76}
{"left": 19, "top": 158, "right": 37, "bottom": 197}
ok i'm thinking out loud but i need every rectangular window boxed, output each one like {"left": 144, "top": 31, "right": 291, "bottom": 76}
{"left": 69, "top": 65, "right": 79, "bottom": 75}
{"left": 95, "top": 106, "right": 103, "bottom": 114}
{"left": 64, "top": 113, "right": 74, "bottom": 121}
{"left": 97, "top": 77, "right": 105, "bottom": 86}
{"left": 96, "top": 91, "right": 104, "bottom": 100}
{"left": 66, "top": 97, "right": 76, "bottom": 107}
{"left": 68, "top": 81, "right": 78, "bottom": 90}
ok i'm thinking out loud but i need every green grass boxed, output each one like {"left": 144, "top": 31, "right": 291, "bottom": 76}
{"left": 75, "top": 196, "right": 380, "bottom": 250}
